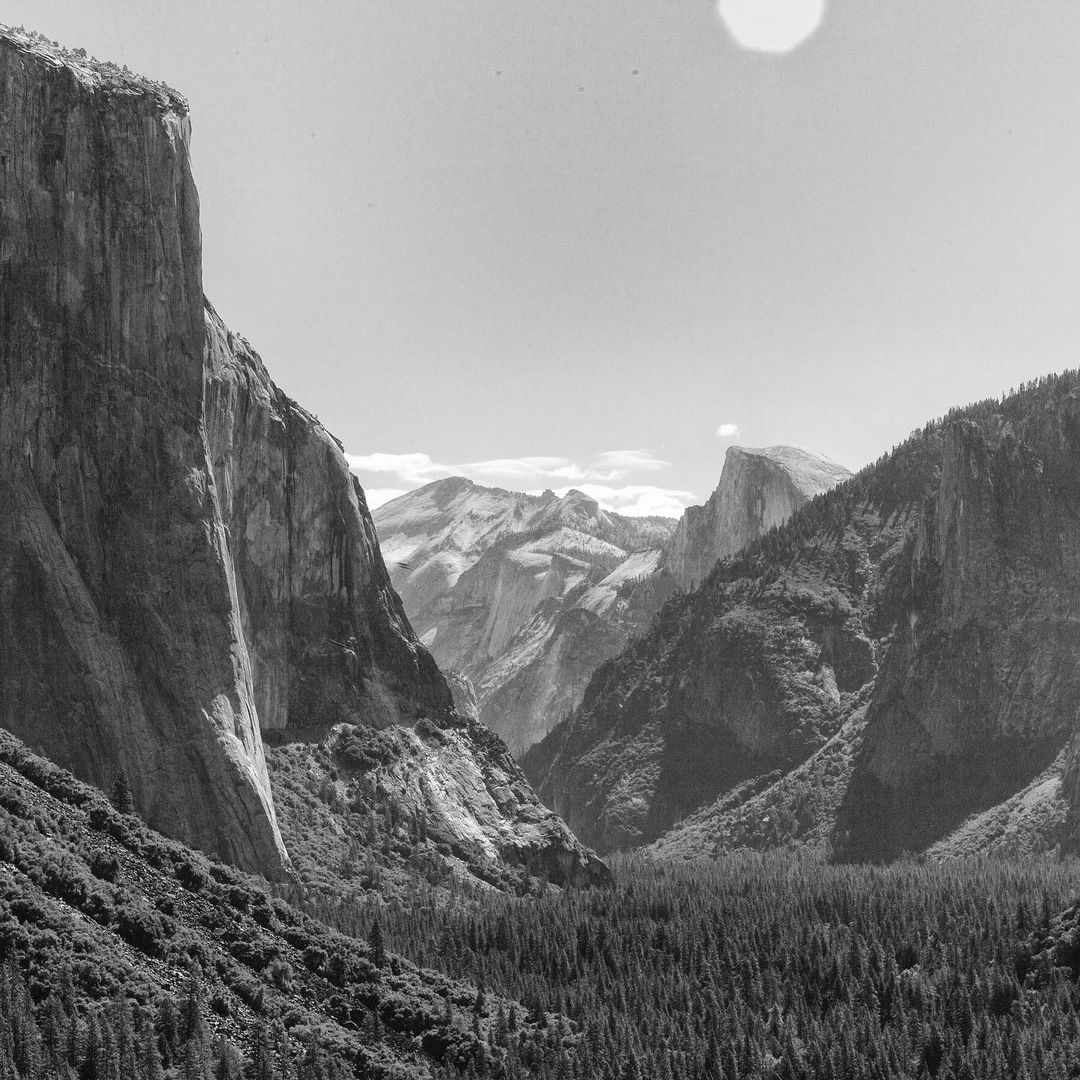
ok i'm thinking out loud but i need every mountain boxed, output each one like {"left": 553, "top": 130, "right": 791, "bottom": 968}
{"left": 666, "top": 445, "right": 852, "bottom": 590}
{"left": 375, "top": 480, "right": 678, "bottom": 755}
{"left": 374, "top": 447, "right": 849, "bottom": 757}
{"left": 524, "top": 373, "right": 1080, "bottom": 861}
{"left": 0, "top": 25, "right": 601, "bottom": 891}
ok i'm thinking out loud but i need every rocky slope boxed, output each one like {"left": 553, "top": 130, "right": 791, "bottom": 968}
{"left": 0, "top": 25, "right": 602, "bottom": 891}
{"left": 524, "top": 374, "right": 1080, "bottom": 861}
{"left": 375, "top": 481, "right": 678, "bottom": 755}
{"left": 374, "top": 448, "right": 848, "bottom": 757}
{"left": 0, "top": 728, "right": 570, "bottom": 1079}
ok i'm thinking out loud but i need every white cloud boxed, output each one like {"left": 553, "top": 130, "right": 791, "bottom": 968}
{"left": 585, "top": 450, "right": 671, "bottom": 482}
{"left": 346, "top": 447, "right": 690, "bottom": 516}
{"left": 344, "top": 451, "right": 454, "bottom": 487}
{"left": 592, "top": 450, "right": 669, "bottom": 473}
{"left": 463, "top": 456, "right": 586, "bottom": 483}
{"left": 716, "top": 423, "right": 740, "bottom": 440}
{"left": 348, "top": 448, "right": 673, "bottom": 490}
{"left": 542, "top": 484, "right": 697, "bottom": 519}
{"left": 363, "top": 488, "right": 410, "bottom": 509}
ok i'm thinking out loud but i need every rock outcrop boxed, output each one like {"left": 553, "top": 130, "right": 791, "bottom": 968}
{"left": 524, "top": 375, "right": 1080, "bottom": 861}
{"left": 0, "top": 26, "right": 604, "bottom": 889}
{"left": 666, "top": 446, "right": 851, "bottom": 590}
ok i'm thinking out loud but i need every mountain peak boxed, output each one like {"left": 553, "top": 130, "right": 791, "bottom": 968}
{"left": 725, "top": 444, "right": 852, "bottom": 497}
{"left": 665, "top": 444, "right": 851, "bottom": 589}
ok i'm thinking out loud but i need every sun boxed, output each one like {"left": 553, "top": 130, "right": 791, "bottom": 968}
{"left": 717, "top": 0, "right": 827, "bottom": 54}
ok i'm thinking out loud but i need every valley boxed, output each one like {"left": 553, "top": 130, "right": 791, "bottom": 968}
{"left": 4, "top": 13, "right": 1080, "bottom": 1080}
{"left": 524, "top": 376, "right": 1080, "bottom": 864}
{"left": 376, "top": 445, "right": 849, "bottom": 758}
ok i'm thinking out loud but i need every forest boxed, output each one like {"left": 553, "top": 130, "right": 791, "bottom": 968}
{"left": 325, "top": 854, "right": 1080, "bottom": 1080}
{"left": 9, "top": 723, "right": 1080, "bottom": 1079}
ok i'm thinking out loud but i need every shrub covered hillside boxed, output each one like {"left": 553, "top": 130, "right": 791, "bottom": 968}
{"left": 335, "top": 854, "right": 1080, "bottom": 1080}
{"left": 0, "top": 731, "right": 577, "bottom": 1080}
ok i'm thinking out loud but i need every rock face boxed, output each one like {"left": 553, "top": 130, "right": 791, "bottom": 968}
{"left": 375, "top": 480, "right": 677, "bottom": 755}
{"left": 666, "top": 446, "right": 851, "bottom": 590}
{"left": 374, "top": 449, "right": 849, "bottom": 759}
{"left": 203, "top": 304, "right": 450, "bottom": 738}
{"left": 0, "top": 26, "right": 604, "bottom": 889}
{"left": 0, "top": 30, "right": 284, "bottom": 874}
{"left": 839, "top": 412, "right": 1080, "bottom": 861}
{"left": 524, "top": 376, "right": 1080, "bottom": 861}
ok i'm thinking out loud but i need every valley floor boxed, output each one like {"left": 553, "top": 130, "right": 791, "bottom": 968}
{"left": 318, "top": 853, "right": 1080, "bottom": 1080}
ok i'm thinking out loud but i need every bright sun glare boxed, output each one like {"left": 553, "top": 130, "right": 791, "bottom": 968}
{"left": 717, "top": 0, "right": 826, "bottom": 54}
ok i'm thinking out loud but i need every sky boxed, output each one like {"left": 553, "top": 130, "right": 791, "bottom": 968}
{"left": 11, "top": 1, "right": 1080, "bottom": 515}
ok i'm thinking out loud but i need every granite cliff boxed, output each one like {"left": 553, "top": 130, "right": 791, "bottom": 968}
{"left": 524, "top": 375, "right": 1080, "bottom": 862}
{"left": 0, "top": 26, "right": 603, "bottom": 890}
{"left": 666, "top": 445, "right": 851, "bottom": 590}
{"left": 374, "top": 447, "right": 848, "bottom": 758}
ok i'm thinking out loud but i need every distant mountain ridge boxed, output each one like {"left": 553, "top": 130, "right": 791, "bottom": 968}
{"left": 523, "top": 373, "right": 1080, "bottom": 864}
{"left": 376, "top": 481, "right": 678, "bottom": 755}
{"left": 374, "top": 446, "right": 849, "bottom": 756}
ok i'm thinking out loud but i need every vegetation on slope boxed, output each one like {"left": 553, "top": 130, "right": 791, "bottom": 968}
{"left": 12, "top": 722, "right": 1080, "bottom": 1080}
{"left": 0, "top": 731, "right": 575, "bottom": 1079}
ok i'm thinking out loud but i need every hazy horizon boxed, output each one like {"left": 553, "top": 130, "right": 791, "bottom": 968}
{"left": 9, "top": 0, "right": 1080, "bottom": 516}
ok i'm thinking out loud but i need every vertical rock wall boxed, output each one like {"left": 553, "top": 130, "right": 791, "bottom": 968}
{"left": 202, "top": 304, "right": 453, "bottom": 737}
{"left": 0, "top": 33, "right": 286, "bottom": 873}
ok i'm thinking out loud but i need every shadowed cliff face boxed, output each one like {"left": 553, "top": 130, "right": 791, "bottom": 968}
{"left": 523, "top": 512, "right": 883, "bottom": 852}
{"left": 0, "top": 32, "right": 286, "bottom": 874}
{"left": 0, "top": 27, "right": 606, "bottom": 889}
{"left": 203, "top": 306, "right": 451, "bottom": 736}
{"left": 837, "top": 415, "right": 1080, "bottom": 860}
{"left": 525, "top": 378, "right": 1080, "bottom": 861}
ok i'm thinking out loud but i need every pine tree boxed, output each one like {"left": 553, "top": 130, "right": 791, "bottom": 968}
{"left": 110, "top": 770, "right": 134, "bottom": 815}
{"left": 297, "top": 1037, "right": 325, "bottom": 1080}
{"left": 368, "top": 918, "right": 386, "bottom": 969}
{"left": 246, "top": 1023, "right": 273, "bottom": 1080}
{"left": 138, "top": 1011, "right": 164, "bottom": 1080}
{"left": 156, "top": 998, "right": 179, "bottom": 1070}
{"left": 178, "top": 975, "right": 210, "bottom": 1080}
{"left": 214, "top": 1039, "right": 243, "bottom": 1080}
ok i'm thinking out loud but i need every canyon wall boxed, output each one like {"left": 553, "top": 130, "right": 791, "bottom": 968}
{"left": 0, "top": 27, "right": 603, "bottom": 889}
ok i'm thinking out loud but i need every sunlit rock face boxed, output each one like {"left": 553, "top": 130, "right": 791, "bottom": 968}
{"left": 0, "top": 26, "right": 605, "bottom": 890}
{"left": 202, "top": 304, "right": 450, "bottom": 740}
{"left": 666, "top": 446, "right": 852, "bottom": 591}
{"left": 526, "top": 378, "right": 1080, "bottom": 863}
{"left": 376, "top": 481, "right": 678, "bottom": 756}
